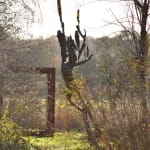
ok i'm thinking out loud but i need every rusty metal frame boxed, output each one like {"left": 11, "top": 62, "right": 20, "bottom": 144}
{"left": 11, "top": 67, "right": 55, "bottom": 136}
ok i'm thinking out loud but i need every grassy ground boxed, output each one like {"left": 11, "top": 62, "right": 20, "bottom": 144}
{"left": 25, "top": 131, "right": 94, "bottom": 150}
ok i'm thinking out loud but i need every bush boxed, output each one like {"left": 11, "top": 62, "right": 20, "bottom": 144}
{"left": 0, "top": 110, "right": 32, "bottom": 150}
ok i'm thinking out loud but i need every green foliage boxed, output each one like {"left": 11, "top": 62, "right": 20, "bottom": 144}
{"left": 27, "top": 132, "right": 93, "bottom": 150}
{"left": 0, "top": 110, "right": 32, "bottom": 150}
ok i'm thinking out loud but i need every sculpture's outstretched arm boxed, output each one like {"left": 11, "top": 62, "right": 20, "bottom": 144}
{"left": 74, "top": 54, "right": 93, "bottom": 66}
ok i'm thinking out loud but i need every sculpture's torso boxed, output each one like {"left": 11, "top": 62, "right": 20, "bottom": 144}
{"left": 61, "top": 62, "right": 74, "bottom": 88}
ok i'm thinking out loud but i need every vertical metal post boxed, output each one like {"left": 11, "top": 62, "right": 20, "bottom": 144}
{"left": 46, "top": 68, "right": 55, "bottom": 136}
{"left": 0, "top": 77, "right": 3, "bottom": 117}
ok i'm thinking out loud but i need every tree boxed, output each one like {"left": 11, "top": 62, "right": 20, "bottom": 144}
{"left": 0, "top": 0, "right": 38, "bottom": 114}
{"left": 129, "top": 0, "right": 149, "bottom": 112}
{"left": 99, "top": 0, "right": 149, "bottom": 149}
{"left": 126, "top": 1, "right": 149, "bottom": 149}
{"left": 115, "top": 1, "right": 149, "bottom": 148}
{"left": 56, "top": 0, "right": 103, "bottom": 149}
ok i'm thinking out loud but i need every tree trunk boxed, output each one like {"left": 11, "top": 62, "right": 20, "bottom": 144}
{"left": 82, "top": 107, "right": 101, "bottom": 150}
{"left": 139, "top": 3, "right": 148, "bottom": 110}
{"left": 138, "top": 2, "right": 149, "bottom": 149}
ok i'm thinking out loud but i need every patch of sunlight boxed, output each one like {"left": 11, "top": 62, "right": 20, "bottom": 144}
{"left": 25, "top": 131, "right": 93, "bottom": 150}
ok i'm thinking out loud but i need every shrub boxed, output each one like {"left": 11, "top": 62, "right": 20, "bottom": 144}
{"left": 0, "top": 110, "right": 32, "bottom": 150}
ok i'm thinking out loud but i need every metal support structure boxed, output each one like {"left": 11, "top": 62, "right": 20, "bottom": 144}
{"left": 47, "top": 68, "right": 55, "bottom": 135}
{"left": 10, "top": 67, "right": 55, "bottom": 137}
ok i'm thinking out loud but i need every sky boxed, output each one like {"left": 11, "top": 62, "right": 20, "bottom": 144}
{"left": 26, "top": 0, "right": 129, "bottom": 39}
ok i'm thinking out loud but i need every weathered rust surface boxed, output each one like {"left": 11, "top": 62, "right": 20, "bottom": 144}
{"left": 10, "top": 67, "right": 55, "bottom": 137}
{"left": 47, "top": 68, "right": 55, "bottom": 136}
